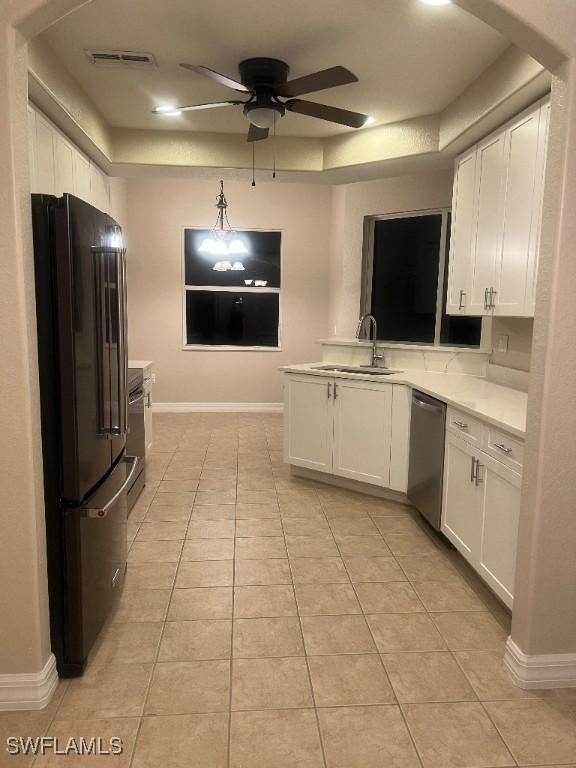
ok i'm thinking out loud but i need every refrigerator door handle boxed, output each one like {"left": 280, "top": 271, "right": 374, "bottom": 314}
{"left": 81, "top": 455, "right": 139, "bottom": 518}
{"left": 94, "top": 249, "right": 111, "bottom": 438}
{"left": 115, "top": 249, "right": 128, "bottom": 438}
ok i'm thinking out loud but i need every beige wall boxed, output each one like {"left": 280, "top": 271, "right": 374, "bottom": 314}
{"left": 124, "top": 177, "right": 332, "bottom": 404}
{"left": 328, "top": 170, "right": 455, "bottom": 336}
{"left": 490, "top": 317, "right": 533, "bottom": 371}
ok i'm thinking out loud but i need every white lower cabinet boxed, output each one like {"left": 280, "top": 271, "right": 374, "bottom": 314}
{"left": 284, "top": 375, "right": 333, "bottom": 473}
{"left": 332, "top": 378, "right": 392, "bottom": 487}
{"left": 442, "top": 435, "right": 483, "bottom": 561}
{"left": 477, "top": 454, "right": 521, "bottom": 606}
{"left": 441, "top": 410, "right": 522, "bottom": 609}
{"left": 284, "top": 374, "right": 407, "bottom": 491}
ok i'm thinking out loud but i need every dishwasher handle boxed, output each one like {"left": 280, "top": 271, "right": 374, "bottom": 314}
{"left": 413, "top": 395, "right": 445, "bottom": 414}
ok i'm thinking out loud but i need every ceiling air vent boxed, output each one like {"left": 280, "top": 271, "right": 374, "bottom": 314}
{"left": 85, "top": 50, "right": 157, "bottom": 68}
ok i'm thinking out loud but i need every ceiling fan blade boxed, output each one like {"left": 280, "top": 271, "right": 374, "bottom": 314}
{"left": 153, "top": 101, "right": 243, "bottom": 114}
{"left": 179, "top": 64, "right": 249, "bottom": 93}
{"left": 247, "top": 124, "right": 269, "bottom": 142}
{"left": 277, "top": 66, "right": 358, "bottom": 98}
{"left": 286, "top": 98, "right": 369, "bottom": 128}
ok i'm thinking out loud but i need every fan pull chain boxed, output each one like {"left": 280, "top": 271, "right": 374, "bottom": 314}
{"left": 252, "top": 143, "right": 256, "bottom": 187}
{"left": 272, "top": 114, "right": 276, "bottom": 180}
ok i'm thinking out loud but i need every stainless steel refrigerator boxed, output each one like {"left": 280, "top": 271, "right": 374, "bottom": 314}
{"left": 32, "top": 193, "right": 138, "bottom": 677}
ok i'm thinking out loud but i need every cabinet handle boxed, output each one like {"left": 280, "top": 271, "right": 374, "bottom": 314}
{"left": 494, "top": 442, "right": 512, "bottom": 454}
{"left": 458, "top": 290, "right": 466, "bottom": 310}
{"left": 333, "top": 383, "right": 338, "bottom": 399}
{"left": 454, "top": 420, "right": 469, "bottom": 430}
{"left": 484, "top": 288, "right": 489, "bottom": 311}
{"left": 327, "top": 382, "right": 332, "bottom": 399}
{"left": 470, "top": 456, "right": 476, "bottom": 483}
{"left": 489, "top": 288, "right": 497, "bottom": 309}
{"left": 475, "top": 461, "right": 484, "bottom": 486}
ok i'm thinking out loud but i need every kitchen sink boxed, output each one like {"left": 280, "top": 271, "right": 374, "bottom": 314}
{"left": 312, "top": 365, "right": 403, "bottom": 376}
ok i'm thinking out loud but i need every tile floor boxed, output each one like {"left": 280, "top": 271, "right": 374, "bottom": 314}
{"left": 2, "top": 412, "right": 576, "bottom": 767}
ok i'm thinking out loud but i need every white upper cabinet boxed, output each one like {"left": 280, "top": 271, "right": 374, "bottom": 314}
{"left": 446, "top": 97, "right": 549, "bottom": 318}
{"left": 446, "top": 148, "right": 478, "bottom": 314}
{"left": 54, "top": 133, "right": 75, "bottom": 197}
{"left": 34, "top": 111, "right": 56, "bottom": 196}
{"left": 27, "top": 103, "right": 110, "bottom": 213}
{"left": 494, "top": 104, "right": 543, "bottom": 316}
{"left": 27, "top": 106, "right": 38, "bottom": 193}
{"left": 468, "top": 132, "right": 506, "bottom": 314}
{"left": 524, "top": 100, "right": 551, "bottom": 316}
{"left": 72, "top": 151, "right": 91, "bottom": 203}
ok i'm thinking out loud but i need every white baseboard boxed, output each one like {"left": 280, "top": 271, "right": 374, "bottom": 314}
{"left": 293, "top": 466, "right": 409, "bottom": 503}
{"left": 153, "top": 402, "right": 283, "bottom": 413}
{"left": 504, "top": 637, "right": 576, "bottom": 689}
{"left": 0, "top": 655, "right": 58, "bottom": 711}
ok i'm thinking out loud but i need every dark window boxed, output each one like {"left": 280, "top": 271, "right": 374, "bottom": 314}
{"left": 366, "top": 212, "right": 481, "bottom": 347}
{"left": 185, "top": 291, "right": 279, "bottom": 347}
{"left": 184, "top": 228, "right": 281, "bottom": 348}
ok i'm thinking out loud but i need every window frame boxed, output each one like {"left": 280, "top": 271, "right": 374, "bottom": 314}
{"left": 181, "top": 225, "right": 283, "bottom": 351}
{"left": 360, "top": 207, "right": 472, "bottom": 348}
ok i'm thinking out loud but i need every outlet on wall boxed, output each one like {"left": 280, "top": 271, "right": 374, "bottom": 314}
{"left": 496, "top": 334, "right": 510, "bottom": 354}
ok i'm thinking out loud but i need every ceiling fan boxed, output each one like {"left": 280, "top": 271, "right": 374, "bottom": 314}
{"left": 153, "top": 57, "right": 370, "bottom": 142}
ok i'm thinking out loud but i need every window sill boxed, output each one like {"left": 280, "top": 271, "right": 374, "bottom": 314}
{"left": 182, "top": 345, "right": 282, "bottom": 352}
{"left": 318, "top": 339, "right": 486, "bottom": 353}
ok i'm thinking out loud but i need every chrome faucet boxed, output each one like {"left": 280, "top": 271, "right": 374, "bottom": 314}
{"left": 356, "top": 313, "right": 384, "bottom": 368}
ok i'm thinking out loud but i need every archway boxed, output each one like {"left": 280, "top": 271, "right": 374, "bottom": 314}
{"left": 0, "top": 0, "right": 574, "bottom": 705}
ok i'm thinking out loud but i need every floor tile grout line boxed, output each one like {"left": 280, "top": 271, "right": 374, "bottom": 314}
{"left": 281, "top": 487, "right": 329, "bottom": 768}
{"left": 127, "top": 451, "right": 179, "bottom": 768}
{"left": 326, "top": 498, "right": 430, "bottom": 768}
{"left": 226, "top": 434, "right": 239, "bottom": 768}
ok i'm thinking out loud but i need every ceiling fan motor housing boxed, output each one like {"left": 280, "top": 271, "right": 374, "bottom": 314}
{"left": 238, "top": 57, "right": 290, "bottom": 90}
{"left": 240, "top": 58, "right": 290, "bottom": 128}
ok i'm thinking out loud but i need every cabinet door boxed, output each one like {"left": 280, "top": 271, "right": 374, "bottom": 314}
{"left": 332, "top": 379, "right": 392, "bottom": 487}
{"left": 477, "top": 454, "right": 521, "bottom": 609}
{"left": 524, "top": 100, "right": 550, "bottom": 316}
{"left": 494, "top": 104, "right": 541, "bottom": 316}
{"left": 73, "top": 151, "right": 91, "bottom": 202}
{"left": 35, "top": 112, "right": 56, "bottom": 195}
{"left": 54, "top": 133, "right": 75, "bottom": 196}
{"left": 89, "top": 162, "right": 110, "bottom": 213}
{"left": 446, "top": 148, "right": 477, "bottom": 315}
{"left": 468, "top": 132, "right": 506, "bottom": 315}
{"left": 284, "top": 375, "right": 333, "bottom": 473}
{"left": 441, "top": 434, "right": 482, "bottom": 564}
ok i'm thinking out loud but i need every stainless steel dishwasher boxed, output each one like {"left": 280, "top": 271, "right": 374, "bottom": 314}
{"left": 407, "top": 390, "right": 447, "bottom": 531}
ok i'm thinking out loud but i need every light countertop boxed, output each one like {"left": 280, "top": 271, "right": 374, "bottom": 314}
{"left": 281, "top": 363, "right": 528, "bottom": 439}
{"left": 128, "top": 359, "right": 153, "bottom": 370}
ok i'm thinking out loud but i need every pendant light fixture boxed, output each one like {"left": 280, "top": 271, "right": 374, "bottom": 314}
{"left": 199, "top": 180, "right": 248, "bottom": 257}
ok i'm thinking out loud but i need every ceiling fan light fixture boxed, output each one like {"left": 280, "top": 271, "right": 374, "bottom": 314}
{"left": 419, "top": 0, "right": 451, "bottom": 5}
{"left": 247, "top": 107, "right": 279, "bottom": 129}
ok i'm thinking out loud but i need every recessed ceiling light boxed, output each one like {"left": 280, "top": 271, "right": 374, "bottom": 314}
{"left": 153, "top": 105, "right": 182, "bottom": 115}
{"left": 364, "top": 116, "right": 376, "bottom": 126}
{"left": 420, "top": 0, "right": 451, "bottom": 5}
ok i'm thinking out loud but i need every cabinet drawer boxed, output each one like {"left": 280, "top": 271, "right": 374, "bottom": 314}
{"left": 447, "top": 408, "right": 483, "bottom": 445}
{"left": 484, "top": 426, "right": 523, "bottom": 472}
